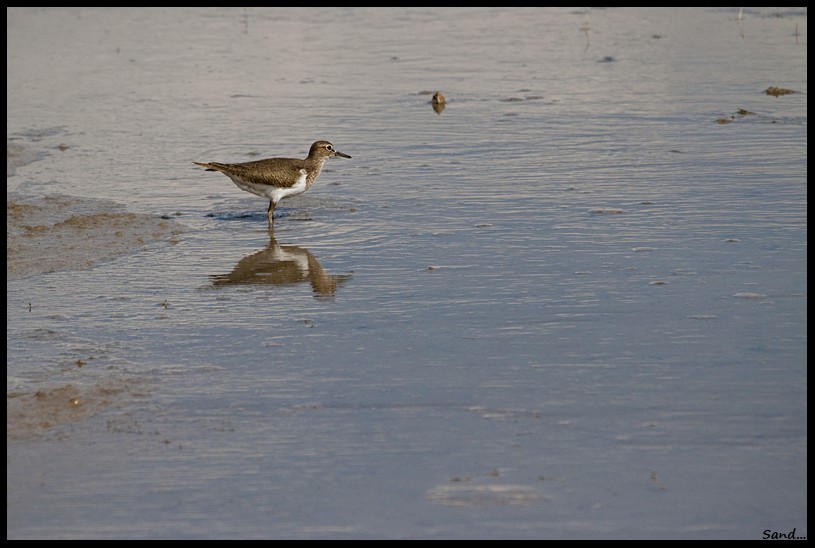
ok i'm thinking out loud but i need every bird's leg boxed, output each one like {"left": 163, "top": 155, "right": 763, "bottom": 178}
{"left": 267, "top": 201, "right": 276, "bottom": 226}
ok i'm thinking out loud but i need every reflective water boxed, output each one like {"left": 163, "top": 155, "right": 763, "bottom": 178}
{"left": 6, "top": 7, "right": 807, "bottom": 539}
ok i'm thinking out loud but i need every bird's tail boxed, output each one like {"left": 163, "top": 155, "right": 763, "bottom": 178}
{"left": 193, "top": 161, "right": 220, "bottom": 172}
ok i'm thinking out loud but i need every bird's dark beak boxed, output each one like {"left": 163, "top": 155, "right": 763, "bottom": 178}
{"left": 334, "top": 150, "right": 352, "bottom": 159}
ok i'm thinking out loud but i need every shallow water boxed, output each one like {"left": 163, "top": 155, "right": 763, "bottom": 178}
{"left": 6, "top": 7, "right": 807, "bottom": 539}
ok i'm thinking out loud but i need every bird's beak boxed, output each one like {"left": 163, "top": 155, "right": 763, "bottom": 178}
{"left": 334, "top": 150, "right": 352, "bottom": 159}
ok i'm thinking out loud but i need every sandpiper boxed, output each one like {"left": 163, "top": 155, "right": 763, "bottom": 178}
{"left": 194, "top": 140, "right": 351, "bottom": 227}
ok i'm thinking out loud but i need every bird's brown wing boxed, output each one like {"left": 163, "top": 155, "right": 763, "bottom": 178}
{"left": 194, "top": 158, "right": 306, "bottom": 188}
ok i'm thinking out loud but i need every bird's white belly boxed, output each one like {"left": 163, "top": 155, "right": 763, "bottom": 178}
{"left": 229, "top": 169, "right": 308, "bottom": 204}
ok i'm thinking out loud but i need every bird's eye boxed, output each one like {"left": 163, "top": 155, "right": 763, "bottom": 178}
{"left": 326, "top": 145, "right": 334, "bottom": 151}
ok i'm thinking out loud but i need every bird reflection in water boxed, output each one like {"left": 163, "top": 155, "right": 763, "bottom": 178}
{"left": 210, "top": 236, "right": 352, "bottom": 297}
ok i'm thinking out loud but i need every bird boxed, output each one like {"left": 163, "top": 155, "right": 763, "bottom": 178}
{"left": 194, "top": 140, "right": 351, "bottom": 228}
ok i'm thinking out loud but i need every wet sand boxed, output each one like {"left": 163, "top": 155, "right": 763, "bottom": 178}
{"left": 7, "top": 142, "right": 186, "bottom": 439}
{"left": 7, "top": 191, "right": 185, "bottom": 281}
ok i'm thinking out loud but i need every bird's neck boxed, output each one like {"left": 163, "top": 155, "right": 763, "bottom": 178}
{"left": 305, "top": 157, "right": 328, "bottom": 185}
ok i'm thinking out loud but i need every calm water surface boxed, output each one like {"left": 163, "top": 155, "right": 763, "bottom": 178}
{"left": 6, "top": 7, "right": 807, "bottom": 539}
